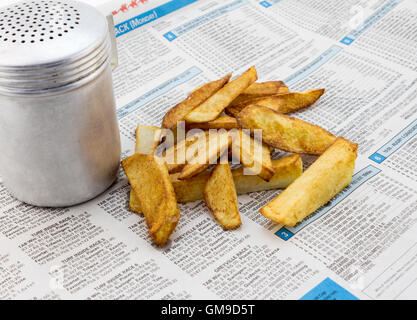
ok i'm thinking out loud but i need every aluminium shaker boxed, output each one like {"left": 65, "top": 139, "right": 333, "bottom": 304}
{"left": 0, "top": 0, "right": 121, "bottom": 207}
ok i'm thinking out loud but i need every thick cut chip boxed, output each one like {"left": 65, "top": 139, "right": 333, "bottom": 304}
{"left": 204, "top": 163, "right": 241, "bottom": 230}
{"left": 226, "top": 89, "right": 324, "bottom": 117}
{"left": 230, "top": 130, "right": 274, "bottom": 181}
{"left": 260, "top": 137, "right": 357, "bottom": 226}
{"left": 135, "top": 125, "right": 162, "bottom": 155}
{"left": 272, "top": 89, "right": 325, "bottom": 113}
{"left": 232, "top": 155, "right": 302, "bottom": 195}
{"left": 128, "top": 155, "right": 303, "bottom": 213}
{"left": 186, "top": 115, "right": 239, "bottom": 131}
{"left": 243, "top": 81, "right": 289, "bottom": 96}
{"left": 178, "top": 131, "right": 232, "bottom": 180}
{"left": 237, "top": 105, "right": 336, "bottom": 155}
{"left": 230, "top": 81, "right": 290, "bottom": 106}
{"left": 184, "top": 66, "right": 258, "bottom": 123}
{"left": 162, "top": 74, "right": 231, "bottom": 129}
{"left": 130, "top": 125, "right": 162, "bottom": 216}
{"left": 122, "top": 154, "right": 180, "bottom": 246}
{"left": 163, "top": 131, "right": 207, "bottom": 173}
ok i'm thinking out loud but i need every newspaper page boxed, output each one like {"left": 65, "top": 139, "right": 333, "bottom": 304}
{"left": 1, "top": 0, "right": 417, "bottom": 300}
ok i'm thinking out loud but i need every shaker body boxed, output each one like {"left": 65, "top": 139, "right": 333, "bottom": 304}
{"left": 0, "top": 62, "right": 121, "bottom": 207}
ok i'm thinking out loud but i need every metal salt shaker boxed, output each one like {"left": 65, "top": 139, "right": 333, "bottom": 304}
{"left": 0, "top": 0, "right": 121, "bottom": 207}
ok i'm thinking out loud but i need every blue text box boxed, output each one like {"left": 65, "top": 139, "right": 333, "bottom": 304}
{"left": 341, "top": 37, "right": 354, "bottom": 45}
{"left": 275, "top": 228, "right": 294, "bottom": 241}
{"left": 369, "top": 153, "right": 386, "bottom": 164}
{"left": 260, "top": 0, "right": 281, "bottom": 6}
{"left": 300, "top": 278, "right": 359, "bottom": 300}
{"left": 259, "top": 1, "right": 271, "bottom": 8}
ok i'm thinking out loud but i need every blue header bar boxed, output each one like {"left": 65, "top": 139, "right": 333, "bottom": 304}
{"left": 115, "top": 0, "right": 198, "bottom": 37}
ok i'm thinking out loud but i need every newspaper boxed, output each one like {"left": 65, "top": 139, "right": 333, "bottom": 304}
{"left": 1, "top": 0, "right": 417, "bottom": 300}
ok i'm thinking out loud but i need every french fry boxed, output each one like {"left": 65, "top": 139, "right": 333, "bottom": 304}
{"left": 225, "top": 89, "right": 324, "bottom": 117}
{"left": 243, "top": 81, "right": 289, "bottom": 96}
{"left": 128, "top": 155, "right": 303, "bottom": 213}
{"left": 178, "top": 131, "right": 232, "bottom": 180}
{"left": 130, "top": 125, "right": 163, "bottom": 215}
{"left": 185, "top": 115, "right": 239, "bottom": 131}
{"left": 231, "top": 130, "right": 274, "bottom": 181}
{"left": 260, "top": 137, "right": 357, "bottom": 226}
{"left": 135, "top": 125, "right": 162, "bottom": 154}
{"left": 163, "top": 131, "right": 207, "bottom": 173}
{"left": 273, "top": 89, "right": 325, "bottom": 113}
{"left": 122, "top": 154, "right": 180, "bottom": 246}
{"left": 162, "top": 74, "right": 231, "bottom": 129}
{"left": 184, "top": 66, "right": 258, "bottom": 123}
{"left": 203, "top": 163, "right": 241, "bottom": 230}
{"left": 232, "top": 155, "right": 302, "bottom": 195}
{"left": 237, "top": 105, "right": 336, "bottom": 155}
{"left": 230, "top": 81, "right": 290, "bottom": 105}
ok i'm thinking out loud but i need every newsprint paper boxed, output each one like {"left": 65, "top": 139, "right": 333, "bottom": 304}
{"left": 1, "top": 0, "right": 417, "bottom": 300}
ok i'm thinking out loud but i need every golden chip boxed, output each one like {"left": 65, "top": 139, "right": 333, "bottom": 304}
{"left": 122, "top": 154, "right": 180, "bottom": 246}
{"left": 184, "top": 66, "right": 258, "bottom": 123}
{"left": 260, "top": 137, "right": 357, "bottom": 226}
{"left": 237, "top": 105, "right": 336, "bottom": 155}
{"left": 204, "top": 163, "right": 241, "bottom": 230}
{"left": 162, "top": 74, "right": 231, "bottom": 129}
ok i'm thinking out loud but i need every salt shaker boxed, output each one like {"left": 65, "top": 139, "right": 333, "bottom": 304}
{"left": 0, "top": 0, "right": 121, "bottom": 206}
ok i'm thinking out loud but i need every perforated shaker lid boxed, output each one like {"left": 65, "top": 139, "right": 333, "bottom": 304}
{"left": 0, "top": 0, "right": 110, "bottom": 94}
